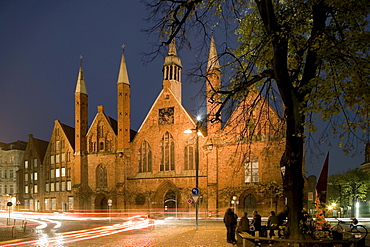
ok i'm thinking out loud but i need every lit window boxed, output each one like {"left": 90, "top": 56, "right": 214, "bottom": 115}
{"left": 25, "top": 160, "right": 29, "bottom": 169}
{"left": 138, "top": 140, "right": 152, "bottom": 172}
{"left": 56, "top": 154, "right": 60, "bottom": 163}
{"left": 46, "top": 183, "right": 49, "bottom": 192}
{"left": 56, "top": 141, "right": 60, "bottom": 151}
{"left": 25, "top": 173, "right": 28, "bottom": 182}
{"left": 34, "top": 172, "right": 38, "bottom": 181}
{"left": 160, "top": 131, "right": 175, "bottom": 171}
{"left": 61, "top": 167, "right": 66, "bottom": 177}
{"left": 34, "top": 185, "right": 38, "bottom": 194}
{"left": 50, "top": 183, "right": 55, "bottom": 192}
{"left": 244, "top": 157, "right": 259, "bottom": 183}
{"left": 56, "top": 169, "right": 60, "bottom": 178}
{"left": 25, "top": 185, "right": 29, "bottom": 194}
{"left": 67, "top": 181, "right": 72, "bottom": 191}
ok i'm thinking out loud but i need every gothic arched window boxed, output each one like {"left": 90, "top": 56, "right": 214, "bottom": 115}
{"left": 160, "top": 131, "right": 175, "bottom": 171}
{"left": 138, "top": 140, "right": 152, "bottom": 172}
{"left": 244, "top": 157, "right": 259, "bottom": 183}
{"left": 96, "top": 165, "right": 107, "bottom": 189}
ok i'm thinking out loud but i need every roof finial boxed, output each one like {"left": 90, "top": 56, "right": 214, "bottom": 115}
{"left": 121, "top": 44, "right": 126, "bottom": 52}
{"left": 79, "top": 55, "right": 83, "bottom": 65}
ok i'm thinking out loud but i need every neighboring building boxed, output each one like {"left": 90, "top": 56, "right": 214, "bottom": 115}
{"left": 17, "top": 135, "right": 48, "bottom": 211}
{"left": 0, "top": 140, "right": 26, "bottom": 209}
{"left": 17, "top": 38, "right": 289, "bottom": 216}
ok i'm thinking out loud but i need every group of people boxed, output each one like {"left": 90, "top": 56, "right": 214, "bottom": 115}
{"left": 223, "top": 208, "right": 286, "bottom": 244}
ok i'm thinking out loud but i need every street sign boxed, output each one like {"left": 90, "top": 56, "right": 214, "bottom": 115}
{"left": 191, "top": 188, "right": 199, "bottom": 195}
{"left": 16, "top": 201, "right": 21, "bottom": 205}
{"left": 108, "top": 199, "right": 112, "bottom": 204}
{"left": 192, "top": 195, "right": 200, "bottom": 204}
{"left": 7, "top": 202, "right": 12, "bottom": 207}
{"left": 187, "top": 198, "right": 193, "bottom": 204}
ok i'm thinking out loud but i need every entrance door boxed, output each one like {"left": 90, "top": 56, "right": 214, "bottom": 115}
{"left": 95, "top": 194, "right": 108, "bottom": 212}
{"left": 244, "top": 194, "right": 257, "bottom": 215}
{"left": 164, "top": 190, "right": 177, "bottom": 218}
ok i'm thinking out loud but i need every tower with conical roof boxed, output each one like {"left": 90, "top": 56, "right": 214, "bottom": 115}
{"left": 75, "top": 61, "right": 88, "bottom": 154}
{"left": 163, "top": 39, "right": 182, "bottom": 103}
{"left": 117, "top": 47, "right": 131, "bottom": 152}
{"left": 74, "top": 59, "right": 88, "bottom": 186}
{"left": 206, "top": 36, "right": 221, "bottom": 134}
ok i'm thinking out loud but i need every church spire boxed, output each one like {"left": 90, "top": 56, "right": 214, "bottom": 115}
{"left": 163, "top": 38, "right": 182, "bottom": 103}
{"left": 206, "top": 36, "right": 221, "bottom": 134}
{"left": 75, "top": 58, "right": 87, "bottom": 95}
{"left": 117, "top": 44, "right": 130, "bottom": 85}
{"left": 207, "top": 36, "right": 220, "bottom": 71}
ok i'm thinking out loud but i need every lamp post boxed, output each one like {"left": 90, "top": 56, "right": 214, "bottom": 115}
{"left": 185, "top": 116, "right": 201, "bottom": 230}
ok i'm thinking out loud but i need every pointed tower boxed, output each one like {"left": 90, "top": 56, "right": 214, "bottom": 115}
{"left": 117, "top": 46, "right": 131, "bottom": 152}
{"left": 163, "top": 39, "right": 182, "bottom": 103}
{"left": 75, "top": 59, "right": 88, "bottom": 186}
{"left": 206, "top": 36, "right": 221, "bottom": 134}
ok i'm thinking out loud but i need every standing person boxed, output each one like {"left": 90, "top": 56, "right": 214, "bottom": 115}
{"left": 251, "top": 210, "right": 262, "bottom": 236}
{"left": 267, "top": 211, "right": 279, "bottom": 238}
{"left": 223, "top": 208, "right": 238, "bottom": 244}
{"left": 238, "top": 212, "right": 250, "bottom": 232}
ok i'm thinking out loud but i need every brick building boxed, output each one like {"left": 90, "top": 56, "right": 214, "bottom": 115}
{"left": 17, "top": 38, "right": 287, "bottom": 217}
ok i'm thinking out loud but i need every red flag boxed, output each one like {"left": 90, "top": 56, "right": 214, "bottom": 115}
{"left": 316, "top": 152, "right": 329, "bottom": 204}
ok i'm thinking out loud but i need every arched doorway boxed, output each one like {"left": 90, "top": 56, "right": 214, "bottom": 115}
{"left": 244, "top": 194, "right": 257, "bottom": 215}
{"left": 164, "top": 189, "right": 177, "bottom": 218}
{"left": 95, "top": 193, "right": 108, "bottom": 211}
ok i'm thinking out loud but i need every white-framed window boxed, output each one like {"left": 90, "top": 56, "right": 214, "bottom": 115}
{"left": 56, "top": 168, "right": 60, "bottom": 178}
{"left": 244, "top": 157, "right": 259, "bottom": 183}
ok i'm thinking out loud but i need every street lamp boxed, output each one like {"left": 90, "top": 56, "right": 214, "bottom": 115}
{"left": 184, "top": 116, "right": 201, "bottom": 230}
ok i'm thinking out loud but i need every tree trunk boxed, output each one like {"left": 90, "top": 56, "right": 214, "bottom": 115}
{"left": 280, "top": 98, "right": 305, "bottom": 239}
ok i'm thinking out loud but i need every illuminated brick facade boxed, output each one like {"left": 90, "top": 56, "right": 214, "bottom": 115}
{"left": 18, "top": 39, "right": 288, "bottom": 217}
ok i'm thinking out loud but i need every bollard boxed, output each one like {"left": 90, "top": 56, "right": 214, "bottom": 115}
{"left": 12, "top": 226, "right": 15, "bottom": 238}
{"left": 23, "top": 221, "right": 27, "bottom": 233}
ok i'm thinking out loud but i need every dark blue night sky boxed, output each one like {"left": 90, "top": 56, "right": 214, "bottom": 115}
{"left": 0, "top": 0, "right": 365, "bottom": 176}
